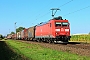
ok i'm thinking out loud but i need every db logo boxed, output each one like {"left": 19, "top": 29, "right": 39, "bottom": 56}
{"left": 61, "top": 28, "right": 64, "bottom": 31}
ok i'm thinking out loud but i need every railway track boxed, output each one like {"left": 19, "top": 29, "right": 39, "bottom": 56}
{"left": 17, "top": 40, "right": 90, "bottom": 57}
{"left": 67, "top": 43, "right": 90, "bottom": 50}
{"left": 56, "top": 42, "right": 90, "bottom": 50}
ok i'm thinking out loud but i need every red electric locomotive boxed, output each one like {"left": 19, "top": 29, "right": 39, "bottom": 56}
{"left": 35, "top": 16, "right": 71, "bottom": 43}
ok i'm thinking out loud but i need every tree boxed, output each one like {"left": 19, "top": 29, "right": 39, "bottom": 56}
{"left": 0, "top": 34, "right": 3, "bottom": 39}
{"left": 16, "top": 27, "right": 25, "bottom": 32}
{"left": 89, "top": 32, "right": 90, "bottom": 34}
{"left": 0, "top": 34, "right": 2, "bottom": 38}
{"left": 6, "top": 32, "right": 15, "bottom": 36}
{"left": 10, "top": 32, "right": 15, "bottom": 34}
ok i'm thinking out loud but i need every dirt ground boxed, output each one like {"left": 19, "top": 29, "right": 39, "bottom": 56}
{"left": 19, "top": 40, "right": 90, "bottom": 57}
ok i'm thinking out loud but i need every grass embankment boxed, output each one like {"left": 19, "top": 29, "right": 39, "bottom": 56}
{"left": 70, "top": 35, "right": 90, "bottom": 43}
{"left": 5, "top": 40, "right": 90, "bottom": 60}
{"left": 0, "top": 40, "right": 27, "bottom": 60}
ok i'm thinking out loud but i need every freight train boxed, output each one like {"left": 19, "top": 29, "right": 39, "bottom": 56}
{"left": 8, "top": 16, "right": 71, "bottom": 43}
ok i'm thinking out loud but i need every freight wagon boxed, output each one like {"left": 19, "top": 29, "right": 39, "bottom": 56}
{"left": 16, "top": 32, "right": 21, "bottom": 40}
{"left": 28, "top": 26, "right": 35, "bottom": 40}
{"left": 24, "top": 28, "right": 28, "bottom": 40}
{"left": 21, "top": 30, "right": 24, "bottom": 40}
{"left": 7, "top": 34, "right": 12, "bottom": 39}
{"left": 11, "top": 34, "right": 16, "bottom": 39}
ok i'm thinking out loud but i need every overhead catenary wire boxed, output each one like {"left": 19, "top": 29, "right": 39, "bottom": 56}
{"left": 63, "top": 6, "right": 90, "bottom": 16}
{"left": 58, "top": 0, "right": 73, "bottom": 8}
{"left": 35, "top": 0, "right": 74, "bottom": 20}
{"left": 35, "top": 0, "right": 55, "bottom": 18}
{"left": 14, "top": 0, "right": 74, "bottom": 28}
{"left": 28, "top": 0, "right": 55, "bottom": 26}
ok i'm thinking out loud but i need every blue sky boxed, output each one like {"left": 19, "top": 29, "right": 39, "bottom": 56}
{"left": 0, "top": 0, "right": 90, "bottom": 36}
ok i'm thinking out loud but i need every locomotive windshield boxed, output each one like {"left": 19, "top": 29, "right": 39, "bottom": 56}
{"left": 62, "top": 22, "right": 68, "bottom": 26}
{"left": 55, "top": 22, "right": 68, "bottom": 27}
{"left": 55, "top": 22, "right": 61, "bottom": 26}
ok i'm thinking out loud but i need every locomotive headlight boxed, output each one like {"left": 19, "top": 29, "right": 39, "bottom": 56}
{"left": 55, "top": 29, "right": 60, "bottom": 31}
{"left": 65, "top": 29, "right": 69, "bottom": 32}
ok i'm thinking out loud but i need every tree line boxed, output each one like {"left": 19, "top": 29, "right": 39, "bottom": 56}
{"left": 7, "top": 27, "right": 25, "bottom": 36}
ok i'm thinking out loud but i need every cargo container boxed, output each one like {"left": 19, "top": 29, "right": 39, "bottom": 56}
{"left": 28, "top": 26, "right": 35, "bottom": 40}
{"left": 24, "top": 28, "right": 28, "bottom": 40}
{"left": 18, "top": 32, "right": 21, "bottom": 39}
{"left": 16, "top": 32, "right": 19, "bottom": 39}
{"left": 11, "top": 34, "right": 16, "bottom": 39}
{"left": 7, "top": 34, "right": 12, "bottom": 39}
{"left": 21, "top": 30, "right": 24, "bottom": 40}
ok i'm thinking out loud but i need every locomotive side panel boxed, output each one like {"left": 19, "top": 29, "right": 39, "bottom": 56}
{"left": 35, "top": 21, "right": 52, "bottom": 38}
{"left": 35, "top": 26, "right": 41, "bottom": 38}
{"left": 41, "top": 23, "right": 50, "bottom": 38}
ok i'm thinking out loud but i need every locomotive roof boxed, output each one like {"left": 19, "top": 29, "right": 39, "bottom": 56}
{"left": 36, "top": 16, "right": 68, "bottom": 26}
{"left": 36, "top": 20, "right": 50, "bottom": 26}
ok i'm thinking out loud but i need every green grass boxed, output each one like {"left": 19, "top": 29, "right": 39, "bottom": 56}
{"left": 5, "top": 40, "right": 90, "bottom": 60}
{"left": 0, "top": 40, "right": 27, "bottom": 60}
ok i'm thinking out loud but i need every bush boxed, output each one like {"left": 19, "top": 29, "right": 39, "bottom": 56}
{"left": 4, "top": 38, "right": 7, "bottom": 40}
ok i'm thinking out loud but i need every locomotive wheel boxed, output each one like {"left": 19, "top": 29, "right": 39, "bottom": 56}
{"left": 37, "top": 38, "right": 41, "bottom": 42}
{"left": 51, "top": 40, "right": 55, "bottom": 44}
{"left": 37, "top": 40, "right": 39, "bottom": 42}
{"left": 37, "top": 39, "right": 39, "bottom": 42}
{"left": 49, "top": 40, "right": 52, "bottom": 44}
{"left": 63, "top": 39, "right": 68, "bottom": 43}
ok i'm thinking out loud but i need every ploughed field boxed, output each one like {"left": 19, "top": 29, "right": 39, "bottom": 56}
{"left": 1, "top": 39, "right": 90, "bottom": 60}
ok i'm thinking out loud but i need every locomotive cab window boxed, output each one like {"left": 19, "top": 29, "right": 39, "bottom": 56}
{"left": 62, "top": 22, "right": 68, "bottom": 26}
{"left": 55, "top": 22, "right": 61, "bottom": 27}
